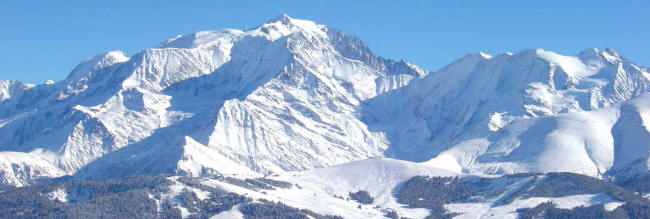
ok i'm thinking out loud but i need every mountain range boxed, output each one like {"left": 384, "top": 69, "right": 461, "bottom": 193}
{"left": 1, "top": 15, "right": 649, "bottom": 218}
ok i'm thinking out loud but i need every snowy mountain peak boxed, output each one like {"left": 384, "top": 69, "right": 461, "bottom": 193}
{"left": 578, "top": 47, "right": 627, "bottom": 64}
{"left": 251, "top": 14, "right": 326, "bottom": 41}
{"left": 75, "top": 50, "right": 128, "bottom": 70}
{"left": 103, "top": 50, "right": 130, "bottom": 62}
{"left": 267, "top": 13, "right": 292, "bottom": 24}
{"left": 66, "top": 50, "right": 129, "bottom": 80}
{"left": 604, "top": 47, "right": 623, "bottom": 59}
{"left": 158, "top": 14, "right": 325, "bottom": 50}
{"left": 262, "top": 13, "right": 318, "bottom": 30}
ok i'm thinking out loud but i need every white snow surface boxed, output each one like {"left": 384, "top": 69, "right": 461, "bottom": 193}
{"left": 446, "top": 193, "right": 624, "bottom": 219}
{"left": 272, "top": 158, "right": 459, "bottom": 218}
{"left": 425, "top": 93, "right": 650, "bottom": 179}
{"left": 197, "top": 158, "right": 458, "bottom": 218}
{"left": 210, "top": 204, "right": 244, "bottom": 219}
{"left": 47, "top": 187, "right": 68, "bottom": 203}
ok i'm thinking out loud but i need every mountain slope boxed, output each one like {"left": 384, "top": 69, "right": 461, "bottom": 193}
{"left": 365, "top": 48, "right": 649, "bottom": 162}
{"left": 375, "top": 48, "right": 650, "bottom": 179}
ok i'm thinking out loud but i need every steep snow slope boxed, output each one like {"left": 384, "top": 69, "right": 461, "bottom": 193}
{"left": 609, "top": 94, "right": 650, "bottom": 180}
{"left": 0, "top": 15, "right": 427, "bottom": 186}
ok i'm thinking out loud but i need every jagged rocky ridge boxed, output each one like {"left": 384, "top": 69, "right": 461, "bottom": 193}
{"left": 0, "top": 15, "right": 648, "bottom": 189}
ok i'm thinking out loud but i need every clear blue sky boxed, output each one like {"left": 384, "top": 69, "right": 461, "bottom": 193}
{"left": 1, "top": 0, "right": 648, "bottom": 84}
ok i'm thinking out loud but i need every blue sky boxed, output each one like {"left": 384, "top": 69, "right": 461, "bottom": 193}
{"left": 1, "top": 0, "right": 648, "bottom": 84}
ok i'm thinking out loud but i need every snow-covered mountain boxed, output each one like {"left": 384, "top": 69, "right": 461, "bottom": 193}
{"left": 0, "top": 15, "right": 649, "bottom": 188}
{"left": 0, "top": 15, "right": 426, "bottom": 186}
{"left": 363, "top": 47, "right": 650, "bottom": 181}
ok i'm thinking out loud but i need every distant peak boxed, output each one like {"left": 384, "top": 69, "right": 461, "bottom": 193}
{"left": 579, "top": 47, "right": 625, "bottom": 63}
{"left": 66, "top": 50, "right": 129, "bottom": 80}
{"left": 103, "top": 50, "right": 130, "bottom": 62}
{"left": 269, "top": 13, "right": 292, "bottom": 23}
{"left": 262, "top": 14, "right": 325, "bottom": 29}
{"left": 76, "top": 50, "right": 129, "bottom": 68}
{"left": 601, "top": 47, "right": 627, "bottom": 63}
{"left": 87, "top": 50, "right": 130, "bottom": 67}
{"left": 260, "top": 13, "right": 298, "bottom": 28}
{"left": 251, "top": 14, "right": 325, "bottom": 40}
{"left": 603, "top": 47, "right": 622, "bottom": 58}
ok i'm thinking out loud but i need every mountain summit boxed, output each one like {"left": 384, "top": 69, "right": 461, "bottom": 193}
{"left": 0, "top": 15, "right": 648, "bottom": 188}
